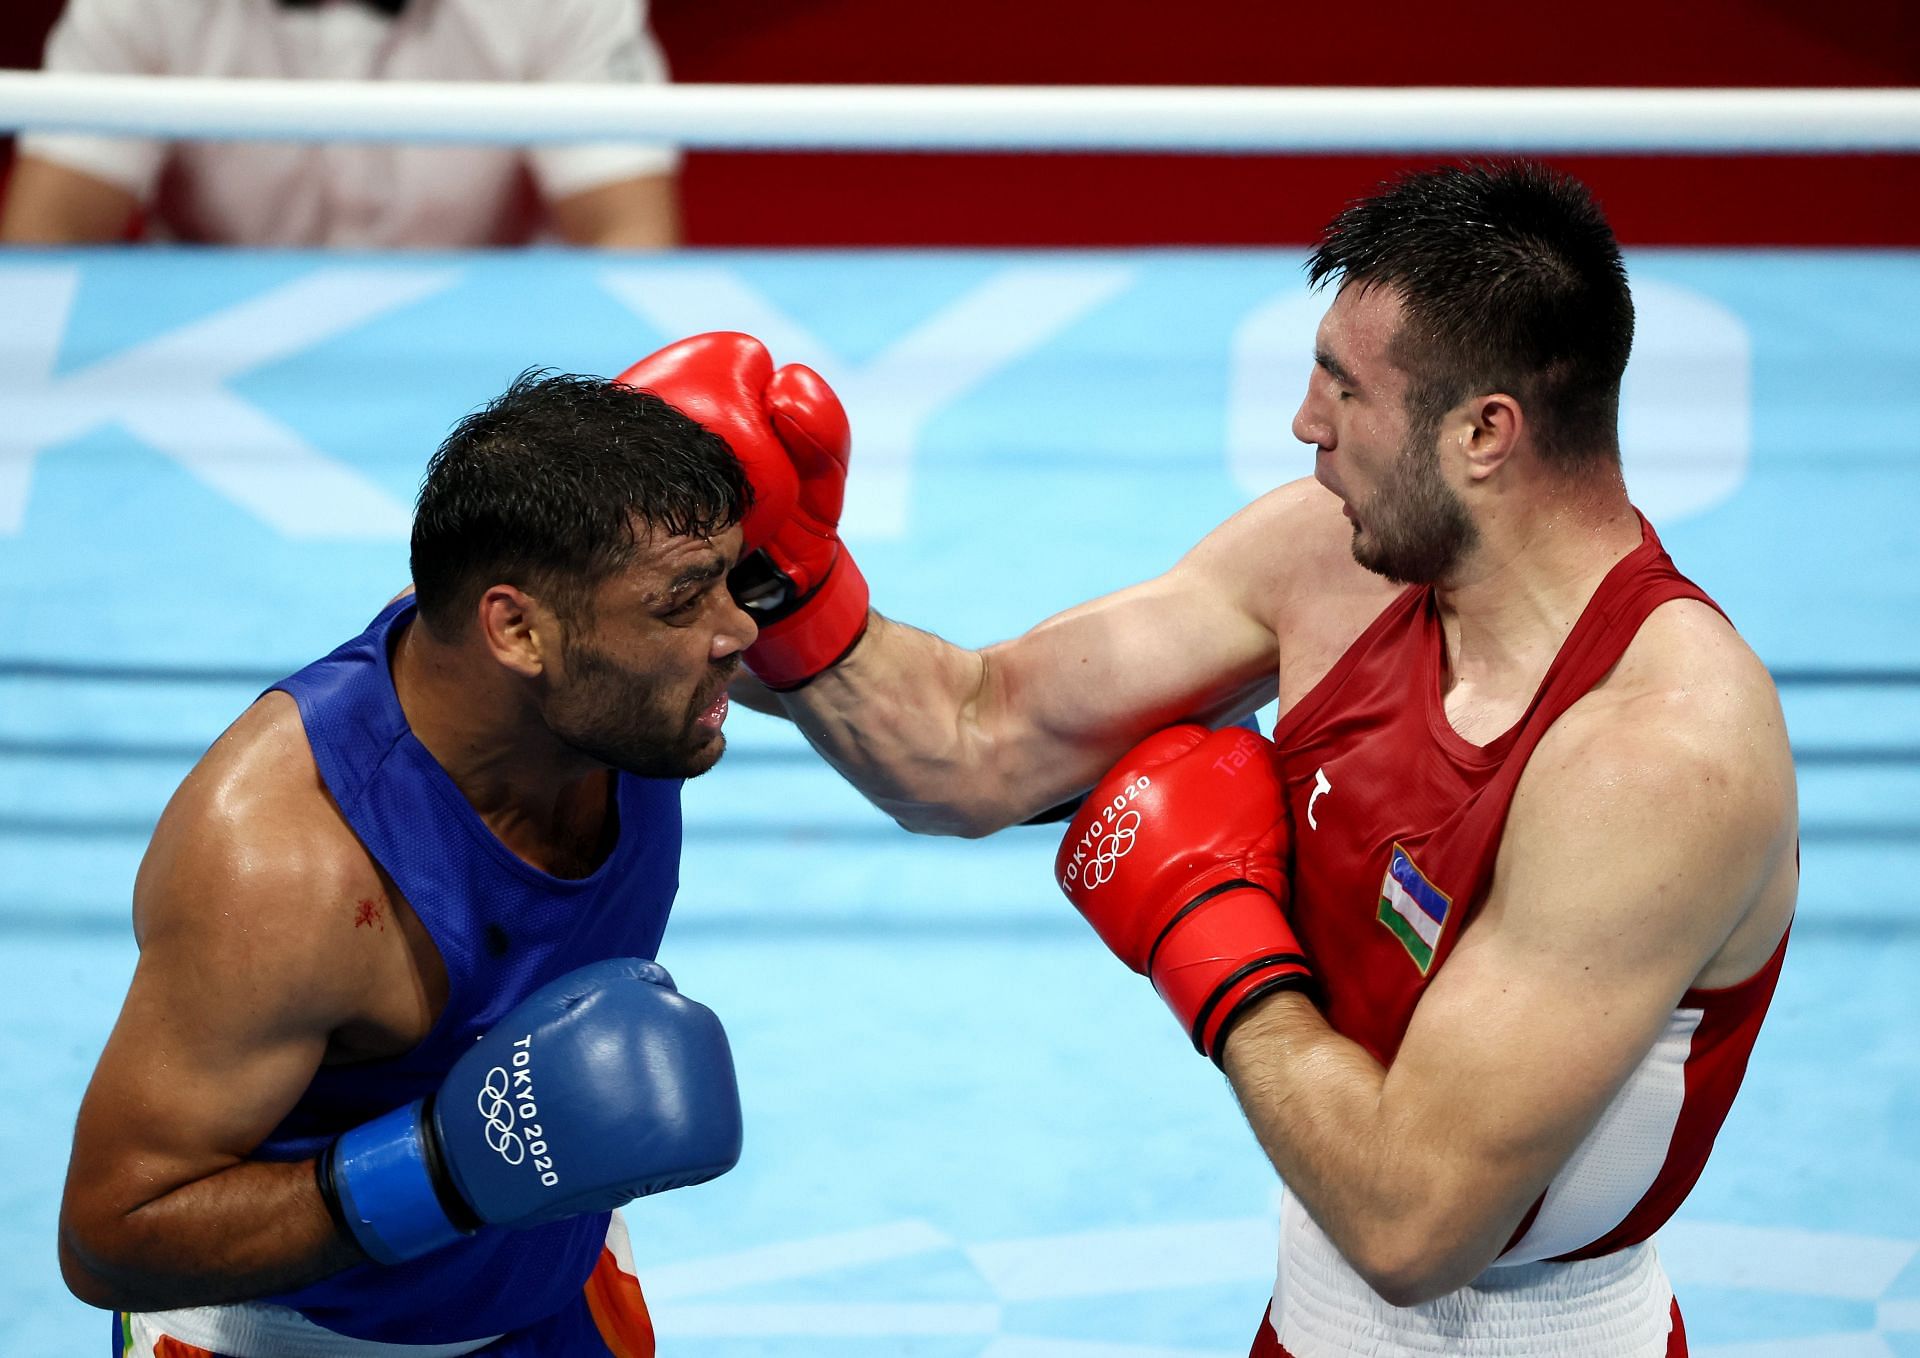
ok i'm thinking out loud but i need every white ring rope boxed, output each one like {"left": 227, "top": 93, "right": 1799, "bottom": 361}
{"left": 0, "top": 73, "right": 1916, "bottom": 153}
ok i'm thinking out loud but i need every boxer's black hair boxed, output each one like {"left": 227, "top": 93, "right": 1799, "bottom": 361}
{"left": 410, "top": 370, "right": 750, "bottom": 639}
{"left": 1306, "top": 161, "right": 1633, "bottom": 469}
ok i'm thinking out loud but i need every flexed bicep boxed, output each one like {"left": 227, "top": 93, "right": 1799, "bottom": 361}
{"left": 773, "top": 481, "right": 1346, "bottom": 837}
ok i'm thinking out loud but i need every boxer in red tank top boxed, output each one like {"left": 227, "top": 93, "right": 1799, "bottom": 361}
{"left": 717, "top": 163, "right": 1799, "bottom": 1358}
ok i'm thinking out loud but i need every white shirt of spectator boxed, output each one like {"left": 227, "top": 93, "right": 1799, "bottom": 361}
{"left": 21, "top": 0, "right": 680, "bottom": 247}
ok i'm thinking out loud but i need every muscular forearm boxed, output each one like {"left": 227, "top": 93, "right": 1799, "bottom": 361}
{"left": 61, "top": 1158, "right": 362, "bottom": 1312}
{"left": 549, "top": 174, "right": 680, "bottom": 249}
{"left": 775, "top": 614, "right": 1066, "bottom": 837}
{"left": 0, "top": 157, "right": 139, "bottom": 244}
{"left": 1220, "top": 993, "right": 1528, "bottom": 1306}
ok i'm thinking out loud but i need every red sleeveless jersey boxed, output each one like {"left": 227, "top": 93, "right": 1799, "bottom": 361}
{"left": 1269, "top": 517, "right": 1788, "bottom": 1263}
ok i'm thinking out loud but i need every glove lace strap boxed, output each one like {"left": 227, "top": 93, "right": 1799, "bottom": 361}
{"left": 1190, "top": 957, "right": 1313, "bottom": 1062}
{"left": 313, "top": 1148, "right": 354, "bottom": 1241}
{"left": 1146, "top": 878, "right": 1264, "bottom": 975}
{"left": 420, "top": 1092, "right": 485, "bottom": 1233}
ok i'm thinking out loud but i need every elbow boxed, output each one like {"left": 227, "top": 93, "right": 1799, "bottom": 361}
{"left": 880, "top": 776, "right": 1083, "bottom": 839}
{"left": 1341, "top": 1220, "right": 1492, "bottom": 1309}
{"left": 60, "top": 1223, "right": 132, "bottom": 1312}
{"left": 1351, "top": 1252, "right": 1472, "bottom": 1311}
{"left": 60, "top": 1259, "right": 112, "bottom": 1313}
{"left": 875, "top": 780, "right": 1026, "bottom": 839}
{"left": 1358, "top": 1262, "right": 1464, "bottom": 1311}
{"left": 884, "top": 802, "right": 1006, "bottom": 840}
{"left": 59, "top": 1213, "right": 181, "bottom": 1314}
{"left": 63, "top": 1269, "right": 130, "bottom": 1315}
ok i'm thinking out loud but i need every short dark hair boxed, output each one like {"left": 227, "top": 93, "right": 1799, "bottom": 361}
{"left": 1306, "top": 161, "right": 1634, "bottom": 468}
{"left": 410, "top": 370, "right": 750, "bottom": 638}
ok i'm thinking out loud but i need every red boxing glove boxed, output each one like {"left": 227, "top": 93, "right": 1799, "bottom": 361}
{"left": 615, "top": 332, "right": 796, "bottom": 552}
{"left": 736, "top": 363, "right": 870, "bottom": 688}
{"left": 616, "top": 332, "right": 869, "bottom": 690}
{"left": 1056, "top": 724, "right": 1312, "bottom": 1064}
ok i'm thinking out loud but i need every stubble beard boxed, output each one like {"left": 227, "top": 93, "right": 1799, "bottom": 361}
{"left": 1350, "top": 417, "right": 1479, "bottom": 587}
{"left": 547, "top": 636, "right": 727, "bottom": 781}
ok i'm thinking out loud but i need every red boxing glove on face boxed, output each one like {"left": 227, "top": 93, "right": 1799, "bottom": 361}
{"left": 616, "top": 332, "right": 869, "bottom": 690}
{"left": 735, "top": 363, "right": 870, "bottom": 688}
{"left": 1056, "top": 724, "right": 1312, "bottom": 1064}
{"left": 615, "top": 332, "right": 796, "bottom": 552}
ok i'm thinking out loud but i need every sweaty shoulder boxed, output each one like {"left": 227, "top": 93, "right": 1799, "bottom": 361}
{"left": 1193, "top": 477, "right": 1396, "bottom": 620}
{"left": 1585, "top": 597, "right": 1790, "bottom": 769}
{"left": 132, "top": 692, "right": 410, "bottom": 1037}
{"left": 1196, "top": 476, "right": 1399, "bottom": 710}
{"left": 1520, "top": 598, "right": 1799, "bottom": 986}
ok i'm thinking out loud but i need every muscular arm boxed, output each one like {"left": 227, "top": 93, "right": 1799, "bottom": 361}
{"left": 5, "top": 0, "right": 164, "bottom": 246}
{"left": 0, "top": 156, "right": 139, "bottom": 244}
{"left": 548, "top": 172, "right": 680, "bottom": 249}
{"left": 60, "top": 924, "right": 362, "bottom": 1309}
{"left": 60, "top": 704, "right": 389, "bottom": 1310}
{"left": 1219, "top": 644, "right": 1797, "bottom": 1304}
{"left": 771, "top": 484, "right": 1332, "bottom": 836}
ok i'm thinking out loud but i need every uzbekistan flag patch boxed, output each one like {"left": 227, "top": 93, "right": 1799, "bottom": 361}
{"left": 1377, "top": 843, "right": 1453, "bottom": 974}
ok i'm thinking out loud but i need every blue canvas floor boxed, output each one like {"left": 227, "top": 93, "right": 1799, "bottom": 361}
{"left": 0, "top": 247, "right": 1915, "bottom": 1355}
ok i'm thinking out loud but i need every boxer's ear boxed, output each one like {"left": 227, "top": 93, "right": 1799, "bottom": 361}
{"left": 1461, "top": 392, "right": 1524, "bottom": 482}
{"left": 476, "top": 583, "right": 550, "bottom": 678}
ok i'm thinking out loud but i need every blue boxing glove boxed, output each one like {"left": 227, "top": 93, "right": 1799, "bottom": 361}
{"left": 319, "top": 958, "right": 742, "bottom": 1265}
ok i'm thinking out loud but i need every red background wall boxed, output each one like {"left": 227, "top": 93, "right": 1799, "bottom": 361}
{"left": 5, "top": 0, "right": 1917, "bottom": 245}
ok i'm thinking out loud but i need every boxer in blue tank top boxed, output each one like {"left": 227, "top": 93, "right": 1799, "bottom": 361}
{"left": 59, "top": 347, "right": 858, "bottom": 1357}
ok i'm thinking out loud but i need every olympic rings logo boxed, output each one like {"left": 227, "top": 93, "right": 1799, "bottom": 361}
{"left": 1082, "top": 809, "right": 1141, "bottom": 889}
{"left": 477, "top": 1066, "right": 525, "bottom": 1165}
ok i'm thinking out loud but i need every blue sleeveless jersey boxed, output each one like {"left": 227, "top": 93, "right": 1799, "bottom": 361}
{"left": 255, "top": 596, "right": 684, "bottom": 1345}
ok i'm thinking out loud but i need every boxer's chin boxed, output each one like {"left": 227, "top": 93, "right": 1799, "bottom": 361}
{"left": 680, "top": 735, "right": 726, "bottom": 779}
{"left": 549, "top": 702, "right": 718, "bottom": 781}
